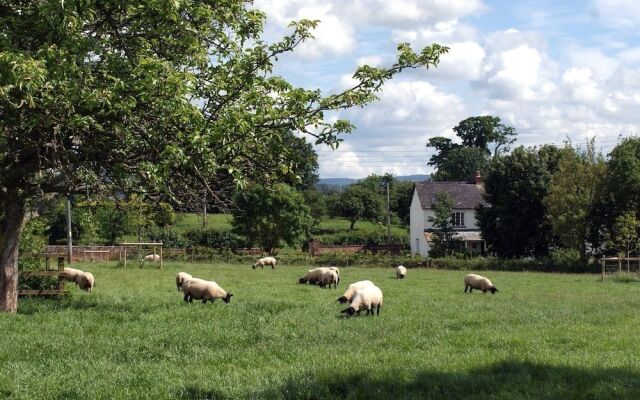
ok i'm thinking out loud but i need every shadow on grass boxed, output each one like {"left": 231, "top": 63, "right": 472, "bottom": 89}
{"left": 180, "top": 360, "right": 640, "bottom": 400}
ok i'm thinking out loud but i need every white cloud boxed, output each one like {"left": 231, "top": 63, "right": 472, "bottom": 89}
{"left": 592, "top": 0, "right": 640, "bottom": 29}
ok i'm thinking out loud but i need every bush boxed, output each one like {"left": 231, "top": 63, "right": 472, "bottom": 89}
{"left": 148, "top": 228, "right": 191, "bottom": 248}
{"left": 18, "top": 218, "right": 59, "bottom": 290}
{"left": 317, "top": 230, "right": 409, "bottom": 248}
{"left": 183, "top": 228, "right": 241, "bottom": 251}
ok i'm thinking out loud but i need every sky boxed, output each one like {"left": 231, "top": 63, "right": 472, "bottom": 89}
{"left": 252, "top": 0, "right": 640, "bottom": 178}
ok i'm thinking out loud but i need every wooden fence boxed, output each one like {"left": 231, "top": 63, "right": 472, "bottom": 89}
{"left": 600, "top": 257, "right": 640, "bottom": 280}
{"left": 19, "top": 253, "right": 66, "bottom": 297}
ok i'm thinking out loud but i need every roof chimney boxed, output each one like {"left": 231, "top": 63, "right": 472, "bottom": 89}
{"left": 474, "top": 171, "right": 482, "bottom": 185}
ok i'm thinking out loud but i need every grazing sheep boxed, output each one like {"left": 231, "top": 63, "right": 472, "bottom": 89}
{"left": 464, "top": 273, "right": 498, "bottom": 294}
{"left": 176, "top": 272, "right": 193, "bottom": 292}
{"left": 336, "top": 280, "right": 374, "bottom": 304}
{"left": 60, "top": 267, "right": 84, "bottom": 285}
{"left": 182, "top": 278, "right": 233, "bottom": 304}
{"left": 341, "top": 285, "right": 383, "bottom": 317}
{"left": 395, "top": 265, "right": 407, "bottom": 279}
{"left": 318, "top": 270, "right": 339, "bottom": 289}
{"left": 253, "top": 256, "right": 277, "bottom": 269}
{"left": 78, "top": 272, "right": 95, "bottom": 292}
{"left": 298, "top": 267, "right": 331, "bottom": 284}
{"left": 143, "top": 254, "right": 160, "bottom": 262}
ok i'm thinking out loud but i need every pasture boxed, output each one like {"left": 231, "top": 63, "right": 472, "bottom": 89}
{"left": 1, "top": 263, "right": 639, "bottom": 399}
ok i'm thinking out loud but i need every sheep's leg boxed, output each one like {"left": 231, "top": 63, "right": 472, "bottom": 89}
{"left": 183, "top": 294, "right": 189, "bottom": 302}
{"left": 376, "top": 305, "right": 381, "bottom": 316}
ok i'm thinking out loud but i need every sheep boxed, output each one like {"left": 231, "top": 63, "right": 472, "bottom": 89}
{"left": 341, "top": 284, "right": 383, "bottom": 317}
{"left": 182, "top": 278, "right": 233, "bottom": 304}
{"left": 318, "top": 270, "right": 339, "bottom": 289}
{"left": 298, "top": 267, "right": 330, "bottom": 284}
{"left": 60, "top": 267, "right": 84, "bottom": 285}
{"left": 253, "top": 256, "right": 277, "bottom": 269}
{"left": 395, "top": 265, "right": 407, "bottom": 279}
{"left": 336, "top": 280, "right": 374, "bottom": 304}
{"left": 176, "top": 272, "right": 193, "bottom": 292}
{"left": 143, "top": 254, "right": 160, "bottom": 262}
{"left": 464, "top": 273, "right": 499, "bottom": 294}
{"left": 78, "top": 272, "right": 95, "bottom": 292}
{"left": 328, "top": 266, "right": 340, "bottom": 284}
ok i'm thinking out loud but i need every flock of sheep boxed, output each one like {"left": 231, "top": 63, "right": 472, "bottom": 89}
{"left": 174, "top": 256, "right": 500, "bottom": 318}
{"left": 60, "top": 255, "right": 500, "bottom": 315}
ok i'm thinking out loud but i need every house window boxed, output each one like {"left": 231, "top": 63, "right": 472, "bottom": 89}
{"left": 451, "top": 212, "right": 465, "bottom": 227}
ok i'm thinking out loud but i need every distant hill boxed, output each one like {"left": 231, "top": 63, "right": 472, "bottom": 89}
{"left": 318, "top": 174, "right": 430, "bottom": 188}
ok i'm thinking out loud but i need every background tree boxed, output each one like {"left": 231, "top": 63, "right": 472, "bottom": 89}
{"left": 0, "top": 1, "right": 448, "bottom": 312}
{"left": 337, "top": 185, "right": 385, "bottom": 230}
{"left": 392, "top": 181, "right": 415, "bottom": 225}
{"left": 611, "top": 212, "right": 640, "bottom": 261}
{"left": 477, "top": 146, "right": 559, "bottom": 258}
{"left": 544, "top": 141, "right": 606, "bottom": 261}
{"left": 606, "top": 138, "right": 640, "bottom": 220}
{"left": 231, "top": 184, "right": 313, "bottom": 254}
{"left": 427, "top": 191, "right": 461, "bottom": 257}
{"left": 427, "top": 115, "right": 516, "bottom": 181}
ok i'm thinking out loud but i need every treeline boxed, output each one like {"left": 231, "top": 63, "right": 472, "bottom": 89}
{"left": 428, "top": 116, "right": 640, "bottom": 262}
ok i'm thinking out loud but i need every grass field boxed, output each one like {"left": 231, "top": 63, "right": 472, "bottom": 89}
{"left": 2, "top": 263, "right": 639, "bottom": 399}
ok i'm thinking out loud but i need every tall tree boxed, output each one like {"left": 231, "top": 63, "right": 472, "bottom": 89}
{"left": 427, "top": 191, "right": 460, "bottom": 257}
{"left": 427, "top": 116, "right": 516, "bottom": 181}
{"left": 337, "top": 185, "right": 385, "bottom": 230}
{"left": 606, "top": 138, "right": 640, "bottom": 220}
{"left": 231, "top": 184, "right": 313, "bottom": 254}
{"left": 544, "top": 141, "right": 606, "bottom": 261}
{"left": 477, "top": 146, "right": 559, "bottom": 258}
{"left": 0, "top": 1, "right": 448, "bottom": 312}
{"left": 611, "top": 212, "right": 640, "bottom": 261}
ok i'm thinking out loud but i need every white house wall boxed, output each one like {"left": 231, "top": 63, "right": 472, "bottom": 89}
{"left": 409, "top": 188, "right": 427, "bottom": 256}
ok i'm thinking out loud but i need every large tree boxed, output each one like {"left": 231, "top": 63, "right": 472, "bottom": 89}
{"left": 337, "top": 185, "right": 385, "bottom": 230}
{"left": 544, "top": 141, "right": 606, "bottom": 261}
{"left": 477, "top": 146, "right": 560, "bottom": 258}
{"left": 231, "top": 183, "right": 312, "bottom": 254}
{"left": 0, "top": 1, "right": 448, "bottom": 312}
{"left": 427, "top": 116, "right": 516, "bottom": 181}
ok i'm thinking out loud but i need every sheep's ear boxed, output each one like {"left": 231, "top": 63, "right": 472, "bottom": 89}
{"left": 337, "top": 296, "right": 347, "bottom": 303}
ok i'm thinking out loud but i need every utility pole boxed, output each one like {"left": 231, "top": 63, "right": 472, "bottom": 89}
{"left": 386, "top": 181, "right": 391, "bottom": 243}
{"left": 66, "top": 197, "right": 73, "bottom": 263}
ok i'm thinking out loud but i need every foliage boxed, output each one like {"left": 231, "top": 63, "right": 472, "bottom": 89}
{"left": 611, "top": 212, "right": 640, "bottom": 257}
{"left": 606, "top": 138, "right": 640, "bottom": 219}
{"left": 317, "top": 230, "right": 409, "bottom": 247}
{"left": 232, "top": 184, "right": 313, "bottom": 253}
{"left": 427, "top": 191, "right": 461, "bottom": 257}
{"left": 183, "top": 228, "right": 241, "bottom": 251}
{"left": 18, "top": 218, "right": 58, "bottom": 290}
{"left": 151, "top": 202, "right": 176, "bottom": 228}
{"left": 147, "top": 227, "right": 191, "bottom": 249}
{"left": 477, "top": 146, "right": 559, "bottom": 258}
{"left": 427, "top": 116, "right": 516, "bottom": 181}
{"left": 94, "top": 202, "right": 132, "bottom": 245}
{"left": 392, "top": 181, "right": 415, "bottom": 225}
{"left": 336, "top": 185, "right": 385, "bottom": 230}
{"left": 544, "top": 141, "right": 607, "bottom": 260}
{"left": 301, "top": 189, "right": 326, "bottom": 225}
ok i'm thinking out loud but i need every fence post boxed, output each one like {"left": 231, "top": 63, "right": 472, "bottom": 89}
{"left": 618, "top": 258, "right": 622, "bottom": 274}
{"left": 601, "top": 258, "right": 605, "bottom": 281}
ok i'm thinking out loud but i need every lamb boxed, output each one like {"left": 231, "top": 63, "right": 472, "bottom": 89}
{"left": 175, "top": 272, "right": 193, "bottom": 292}
{"left": 143, "top": 254, "right": 160, "bottom": 262}
{"left": 298, "top": 267, "right": 331, "bottom": 284}
{"left": 464, "top": 273, "right": 498, "bottom": 294}
{"left": 318, "top": 270, "right": 339, "bottom": 289}
{"left": 182, "top": 278, "right": 233, "bottom": 304}
{"left": 395, "top": 265, "right": 407, "bottom": 279}
{"left": 60, "top": 267, "right": 84, "bottom": 285}
{"left": 336, "top": 280, "right": 374, "bottom": 304}
{"left": 78, "top": 272, "right": 95, "bottom": 292}
{"left": 341, "top": 284, "right": 383, "bottom": 317}
{"left": 253, "top": 256, "right": 277, "bottom": 269}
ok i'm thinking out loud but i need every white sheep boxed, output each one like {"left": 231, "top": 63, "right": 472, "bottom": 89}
{"left": 60, "top": 267, "right": 84, "bottom": 285}
{"left": 143, "top": 254, "right": 160, "bottom": 262}
{"left": 318, "top": 270, "right": 339, "bottom": 289}
{"left": 395, "top": 265, "right": 407, "bottom": 279}
{"left": 464, "top": 273, "right": 499, "bottom": 294}
{"left": 336, "top": 280, "right": 374, "bottom": 304}
{"left": 340, "top": 284, "right": 383, "bottom": 317}
{"left": 182, "top": 278, "right": 233, "bottom": 304}
{"left": 253, "top": 256, "right": 277, "bottom": 269}
{"left": 78, "top": 272, "right": 95, "bottom": 292}
{"left": 328, "top": 266, "right": 340, "bottom": 284}
{"left": 175, "top": 272, "right": 193, "bottom": 292}
{"left": 298, "top": 267, "right": 330, "bottom": 284}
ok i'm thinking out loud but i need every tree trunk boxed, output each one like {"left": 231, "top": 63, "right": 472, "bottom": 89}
{"left": 0, "top": 194, "right": 27, "bottom": 313}
{"left": 349, "top": 220, "right": 356, "bottom": 230}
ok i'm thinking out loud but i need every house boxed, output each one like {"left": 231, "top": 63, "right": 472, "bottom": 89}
{"left": 410, "top": 173, "right": 487, "bottom": 257}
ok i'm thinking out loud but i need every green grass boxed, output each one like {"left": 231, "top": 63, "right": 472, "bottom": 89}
{"left": 2, "top": 264, "right": 639, "bottom": 399}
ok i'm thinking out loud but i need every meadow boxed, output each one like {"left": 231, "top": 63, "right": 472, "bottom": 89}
{"left": 1, "top": 263, "right": 639, "bottom": 399}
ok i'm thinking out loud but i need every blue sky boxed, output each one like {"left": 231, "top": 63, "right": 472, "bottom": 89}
{"left": 254, "top": 0, "right": 640, "bottom": 178}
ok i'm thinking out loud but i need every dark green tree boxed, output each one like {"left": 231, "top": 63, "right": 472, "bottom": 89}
{"left": 453, "top": 116, "right": 517, "bottom": 156}
{"left": 606, "top": 138, "right": 640, "bottom": 219}
{"left": 337, "top": 185, "right": 385, "bottom": 230}
{"left": 231, "top": 184, "right": 313, "bottom": 254}
{"left": 427, "top": 191, "right": 461, "bottom": 257}
{"left": 431, "top": 146, "right": 489, "bottom": 182}
{"left": 0, "top": 1, "right": 448, "bottom": 312}
{"left": 477, "top": 146, "right": 559, "bottom": 258}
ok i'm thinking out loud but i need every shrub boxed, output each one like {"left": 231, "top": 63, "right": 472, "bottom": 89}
{"left": 183, "top": 228, "right": 241, "bottom": 251}
{"left": 18, "top": 218, "right": 58, "bottom": 290}
{"left": 148, "top": 228, "right": 191, "bottom": 248}
{"left": 317, "top": 230, "right": 409, "bottom": 248}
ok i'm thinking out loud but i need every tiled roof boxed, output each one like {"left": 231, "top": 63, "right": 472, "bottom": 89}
{"left": 415, "top": 181, "right": 487, "bottom": 210}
